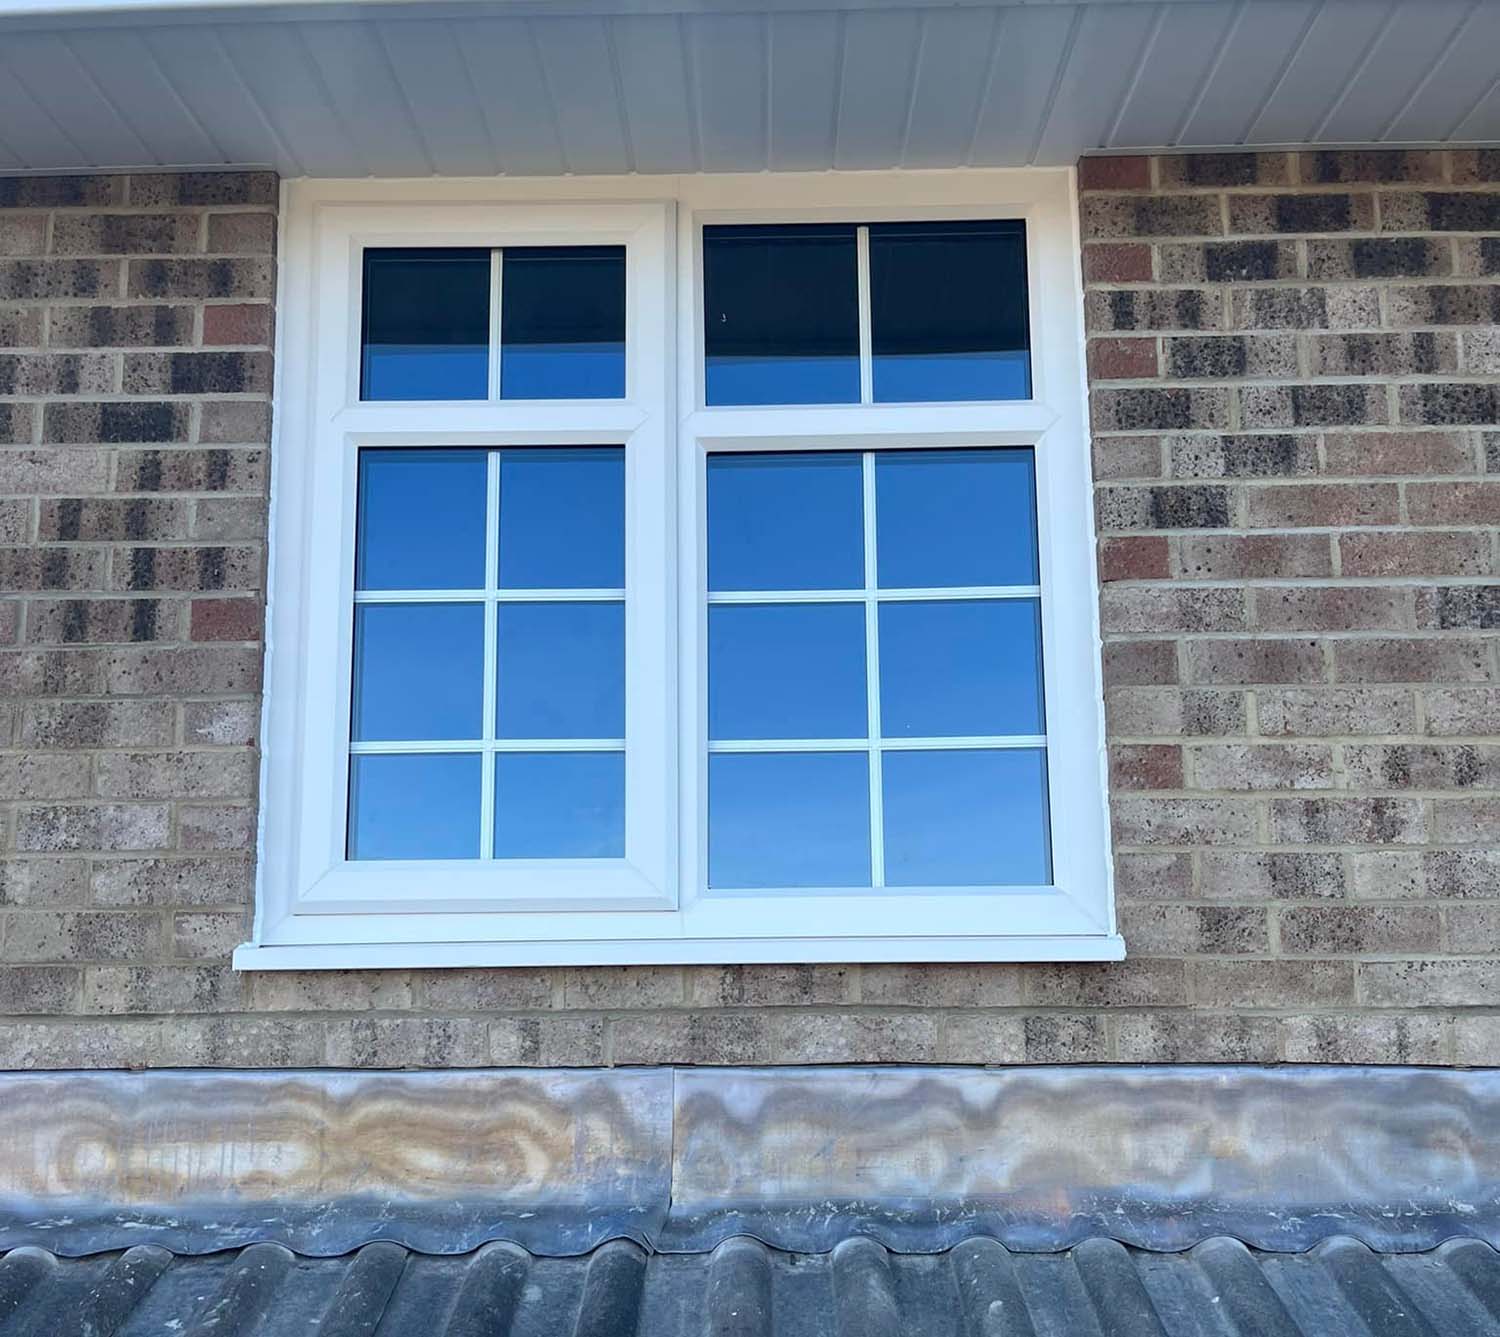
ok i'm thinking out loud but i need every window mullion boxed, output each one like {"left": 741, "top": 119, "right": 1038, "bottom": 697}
{"left": 488, "top": 249, "right": 503, "bottom": 401}
{"left": 856, "top": 225, "right": 873, "bottom": 406}
{"left": 479, "top": 450, "right": 501, "bottom": 860}
{"left": 862, "top": 450, "right": 884, "bottom": 888}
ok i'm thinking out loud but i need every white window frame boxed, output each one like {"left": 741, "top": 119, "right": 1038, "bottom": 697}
{"left": 237, "top": 169, "right": 1120, "bottom": 971}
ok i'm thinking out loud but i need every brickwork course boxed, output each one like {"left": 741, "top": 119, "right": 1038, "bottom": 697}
{"left": 0, "top": 152, "right": 1497, "bottom": 1070}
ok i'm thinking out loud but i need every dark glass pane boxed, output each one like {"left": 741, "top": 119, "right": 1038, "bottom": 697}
{"left": 883, "top": 748, "right": 1051, "bottom": 886}
{"left": 356, "top": 449, "right": 488, "bottom": 591}
{"left": 352, "top": 603, "right": 484, "bottom": 741}
{"left": 707, "top": 453, "right": 864, "bottom": 592}
{"left": 496, "top": 602, "right": 625, "bottom": 739}
{"left": 875, "top": 448, "right": 1038, "bottom": 588}
{"left": 348, "top": 753, "right": 481, "bottom": 859}
{"left": 494, "top": 752, "right": 625, "bottom": 857}
{"left": 501, "top": 247, "right": 625, "bottom": 399}
{"left": 709, "top": 751, "right": 870, "bottom": 887}
{"left": 361, "top": 248, "right": 490, "bottom": 400}
{"left": 498, "top": 448, "right": 624, "bottom": 589}
{"left": 709, "top": 603, "right": 867, "bottom": 740}
{"left": 878, "top": 599, "right": 1044, "bottom": 737}
{"left": 869, "top": 221, "right": 1030, "bottom": 402}
{"left": 704, "top": 224, "right": 860, "bottom": 405}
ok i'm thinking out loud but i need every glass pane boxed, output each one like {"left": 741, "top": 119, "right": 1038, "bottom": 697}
{"left": 707, "top": 453, "right": 864, "bottom": 592}
{"left": 875, "top": 449, "right": 1038, "bottom": 589}
{"left": 349, "top": 753, "right": 481, "bottom": 859}
{"left": 704, "top": 224, "right": 860, "bottom": 405}
{"left": 869, "top": 221, "right": 1030, "bottom": 402}
{"left": 709, "top": 603, "right": 867, "bottom": 740}
{"left": 496, "top": 602, "right": 624, "bottom": 739}
{"left": 878, "top": 600, "right": 1044, "bottom": 738}
{"left": 353, "top": 603, "right": 484, "bottom": 741}
{"left": 883, "top": 748, "right": 1051, "bottom": 886}
{"left": 361, "top": 248, "right": 490, "bottom": 401}
{"left": 709, "top": 752, "right": 870, "bottom": 888}
{"left": 498, "top": 448, "right": 624, "bottom": 589}
{"left": 356, "top": 449, "right": 488, "bottom": 592}
{"left": 494, "top": 752, "right": 624, "bottom": 858}
{"left": 500, "top": 247, "right": 625, "bottom": 399}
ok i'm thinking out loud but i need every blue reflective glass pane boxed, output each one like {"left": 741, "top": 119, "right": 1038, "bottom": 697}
{"left": 497, "top": 448, "right": 624, "bottom": 589}
{"left": 704, "top": 225, "right": 860, "bottom": 405}
{"left": 500, "top": 247, "right": 625, "bottom": 399}
{"left": 869, "top": 221, "right": 1030, "bottom": 402}
{"left": 878, "top": 600, "right": 1044, "bottom": 737}
{"left": 361, "top": 249, "right": 490, "bottom": 400}
{"left": 875, "top": 449, "right": 1038, "bottom": 588}
{"left": 496, "top": 602, "right": 624, "bottom": 740}
{"left": 348, "top": 753, "right": 481, "bottom": 859}
{"left": 707, "top": 453, "right": 864, "bottom": 592}
{"left": 709, "top": 603, "right": 867, "bottom": 740}
{"left": 353, "top": 603, "right": 484, "bottom": 741}
{"left": 709, "top": 752, "right": 870, "bottom": 888}
{"left": 356, "top": 449, "right": 488, "bottom": 591}
{"left": 494, "top": 752, "right": 624, "bottom": 858}
{"left": 883, "top": 749, "right": 1051, "bottom": 886}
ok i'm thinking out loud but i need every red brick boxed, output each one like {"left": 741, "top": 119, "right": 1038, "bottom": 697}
{"left": 1109, "top": 744, "right": 1184, "bottom": 792}
{"left": 1088, "top": 336, "right": 1158, "bottom": 381}
{"left": 189, "top": 599, "right": 261, "bottom": 642}
{"left": 202, "top": 303, "right": 273, "bottom": 347}
{"left": 1099, "top": 536, "right": 1170, "bottom": 582}
{"left": 1079, "top": 156, "right": 1151, "bottom": 192}
{"left": 1082, "top": 242, "right": 1153, "bottom": 283}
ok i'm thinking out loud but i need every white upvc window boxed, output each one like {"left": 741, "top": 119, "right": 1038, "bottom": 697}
{"left": 238, "top": 171, "right": 1119, "bottom": 970}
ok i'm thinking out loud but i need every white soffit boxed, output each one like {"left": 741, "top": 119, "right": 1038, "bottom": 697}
{"left": 0, "top": 0, "right": 1495, "bottom": 175}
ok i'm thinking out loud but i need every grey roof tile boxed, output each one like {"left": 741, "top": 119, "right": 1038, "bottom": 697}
{"left": 5, "top": 1235, "right": 1500, "bottom": 1337}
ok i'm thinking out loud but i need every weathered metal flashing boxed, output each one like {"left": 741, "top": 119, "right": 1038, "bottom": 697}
{"left": 1, "top": 1065, "right": 1496, "bottom": 1258}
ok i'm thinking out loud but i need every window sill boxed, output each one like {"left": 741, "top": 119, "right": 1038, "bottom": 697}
{"left": 233, "top": 933, "right": 1125, "bottom": 970}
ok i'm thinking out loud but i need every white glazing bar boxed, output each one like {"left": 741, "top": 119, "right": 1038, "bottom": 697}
{"left": 353, "top": 738, "right": 628, "bottom": 754}
{"left": 862, "top": 451, "right": 885, "bottom": 888}
{"left": 479, "top": 449, "right": 501, "bottom": 859}
{"left": 706, "top": 736, "right": 1047, "bottom": 754}
{"left": 356, "top": 588, "right": 627, "bottom": 604}
{"left": 488, "top": 249, "right": 503, "bottom": 402}
{"left": 706, "top": 585, "right": 1041, "bottom": 605}
{"left": 856, "top": 226, "right": 873, "bottom": 406}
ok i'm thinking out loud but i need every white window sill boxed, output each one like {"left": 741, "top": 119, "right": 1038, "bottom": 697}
{"left": 233, "top": 934, "right": 1126, "bottom": 970}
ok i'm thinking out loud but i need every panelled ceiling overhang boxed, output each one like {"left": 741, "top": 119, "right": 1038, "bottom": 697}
{"left": 0, "top": 0, "right": 1496, "bottom": 177}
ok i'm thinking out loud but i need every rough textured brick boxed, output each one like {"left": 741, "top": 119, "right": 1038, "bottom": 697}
{"left": 1228, "top": 193, "right": 1375, "bottom": 234}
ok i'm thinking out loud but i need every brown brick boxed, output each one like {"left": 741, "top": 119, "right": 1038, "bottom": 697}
{"left": 1176, "top": 534, "right": 1332, "bottom": 579}
{"left": 1107, "top": 686, "right": 1246, "bottom": 737}
{"left": 1120, "top": 904, "right": 1269, "bottom": 955}
{"left": 1115, "top": 852, "right": 1194, "bottom": 900}
{"left": 127, "top": 172, "right": 278, "bottom": 207}
{"left": 692, "top": 963, "right": 856, "bottom": 1006}
{"left": 206, "top": 213, "right": 276, "bottom": 255}
{"left": 1085, "top": 288, "right": 1221, "bottom": 333}
{"left": 1199, "top": 851, "right": 1345, "bottom": 901}
{"left": 1381, "top": 191, "right": 1500, "bottom": 233}
{"left": 1249, "top": 586, "right": 1412, "bottom": 634}
{"left": 128, "top": 258, "right": 274, "bottom": 300}
{"left": 1189, "top": 743, "right": 1333, "bottom": 791}
{"left": 1255, "top": 687, "right": 1416, "bottom": 736}
{"left": 1244, "top": 483, "right": 1401, "bottom": 528}
{"left": 52, "top": 213, "right": 200, "bottom": 256}
{"left": 1109, "top": 743, "right": 1183, "bottom": 791}
{"left": 1169, "top": 433, "right": 1318, "bottom": 479}
{"left": 1185, "top": 638, "right": 1326, "bottom": 685}
{"left": 1280, "top": 906, "right": 1439, "bottom": 955}
{"left": 123, "top": 350, "right": 273, "bottom": 396}
{"left": 1340, "top": 531, "right": 1491, "bottom": 578}
{"left": 1302, "top": 150, "right": 1443, "bottom": 185}
{"left": 1092, "top": 387, "right": 1230, "bottom": 433}
{"left": 1099, "top": 535, "right": 1170, "bottom": 581}
{"left": 202, "top": 303, "right": 274, "bottom": 346}
{"left": 1083, "top": 194, "right": 1223, "bottom": 239}
{"left": 0, "top": 214, "right": 47, "bottom": 256}
{"left": 1331, "top": 637, "right": 1492, "bottom": 684}
{"left": 1227, "top": 286, "right": 1380, "bottom": 330}
{"left": 1100, "top": 586, "right": 1245, "bottom": 634}
{"left": 859, "top": 964, "right": 1020, "bottom": 1008}
{"left": 0, "top": 175, "right": 123, "bottom": 209}
{"left": 1079, "top": 156, "right": 1152, "bottom": 191}
{"left": 1158, "top": 240, "right": 1297, "bottom": 284}
{"left": 0, "top": 259, "right": 120, "bottom": 300}
{"left": 1096, "top": 484, "right": 1231, "bottom": 530}
{"left": 1103, "top": 639, "right": 1179, "bottom": 686}
{"left": 1228, "top": 192, "right": 1375, "bottom": 234}
{"left": 1306, "top": 237, "right": 1451, "bottom": 280}
{"left": 1115, "top": 1013, "right": 1281, "bottom": 1063}
{"left": 1082, "top": 242, "right": 1153, "bottom": 283}
{"left": 1022, "top": 960, "right": 1187, "bottom": 1008}
{"left": 1165, "top": 334, "right": 1297, "bottom": 379}
{"left": 1306, "top": 332, "right": 1459, "bottom": 377}
{"left": 1113, "top": 796, "right": 1258, "bottom": 846}
{"left": 1088, "top": 336, "right": 1158, "bottom": 380}
{"left": 1187, "top": 960, "right": 1354, "bottom": 1008}
{"left": 1269, "top": 797, "right": 1426, "bottom": 845}
{"left": 1240, "top": 383, "right": 1389, "bottom": 430}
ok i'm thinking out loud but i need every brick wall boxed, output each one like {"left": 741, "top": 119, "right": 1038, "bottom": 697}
{"left": 0, "top": 155, "right": 1496, "bottom": 1070}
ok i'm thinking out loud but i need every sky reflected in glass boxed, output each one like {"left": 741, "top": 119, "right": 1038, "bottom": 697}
{"left": 357, "top": 450, "right": 488, "bottom": 592}
{"left": 498, "top": 448, "right": 624, "bottom": 589}
{"left": 879, "top": 599, "right": 1044, "bottom": 738}
{"left": 361, "top": 249, "right": 490, "bottom": 401}
{"left": 709, "top": 602, "right": 867, "bottom": 740}
{"left": 348, "top": 753, "right": 481, "bottom": 859}
{"left": 353, "top": 603, "right": 484, "bottom": 742}
{"left": 875, "top": 449, "right": 1038, "bottom": 588}
{"left": 494, "top": 752, "right": 625, "bottom": 858}
{"left": 709, "top": 751, "right": 871, "bottom": 888}
{"left": 500, "top": 247, "right": 625, "bottom": 399}
{"left": 707, "top": 453, "right": 864, "bottom": 592}
{"left": 883, "top": 748, "right": 1051, "bottom": 886}
{"left": 704, "top": 224, "right": 860, "bottom": 405}
{"left": 496, "top": 602, "right": 624, "bottom": 739}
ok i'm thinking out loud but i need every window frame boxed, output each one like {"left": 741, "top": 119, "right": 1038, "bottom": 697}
{"left": 238, "top": 170, "right": 1120, "bottom": 971}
